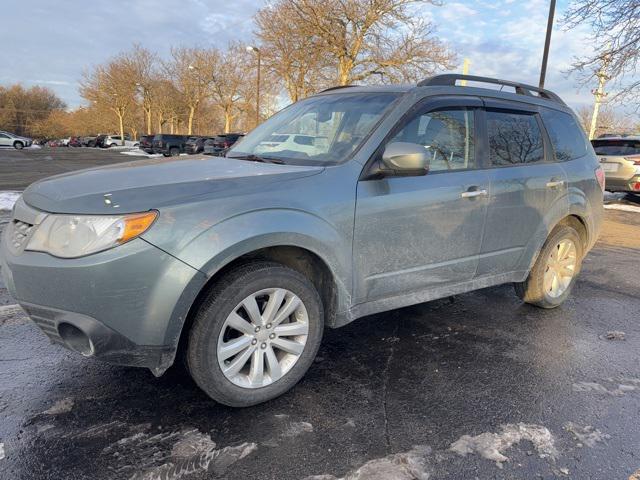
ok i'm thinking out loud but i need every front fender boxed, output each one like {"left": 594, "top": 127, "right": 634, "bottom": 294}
{"left": 164, "top": 208, "right": 352, "bottom": 330}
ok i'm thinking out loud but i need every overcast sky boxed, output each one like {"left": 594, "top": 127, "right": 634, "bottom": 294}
{"left": 0, "top": 0, "right": 633, "bottom": 119}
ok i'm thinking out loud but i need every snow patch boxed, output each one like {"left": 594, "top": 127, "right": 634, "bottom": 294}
{"left": 120, "top": 149, "right": 162, "bottom": 158}
{"left": 304, "top": 446, "right": 432, "bottom": 480}
{"left": 104, "top": 427, "right": 256, "bottom": 480}
{"left": 450, "top": 423, "right": 558, "bottom": 468}
{"left": 573, "top": 381, "right": 636, "bottom": 396}
{"left": 604, "top": 203, "right": 640, "bottom": 213}
{"left": 26, "top": 144, "right": 42, "bottom": 149}
{"left": 0, "top": 191, "right": 21, "bottom": 211}
{"left": 0, "top": 443, "right": 4, "bottom": 460}
{"left": 282, "top": 421, "right": 313, "bottom": 438}
{"left": 43, "top": 397, "right": 74, "bottom": 415}
{"left": 603, "top": 330, "right": 626, "bottom": 340}
{"left": 564, "top": 422, "right": 610, "bottom": 448}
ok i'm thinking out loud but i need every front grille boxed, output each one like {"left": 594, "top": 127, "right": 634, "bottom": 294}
{"left": 21, "top": 305, "right": 65, "bottom": 345}
{"left": 9, "top": 219, "right": 34, "bottom": 252}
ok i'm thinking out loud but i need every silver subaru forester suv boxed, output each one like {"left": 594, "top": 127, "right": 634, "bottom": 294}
{"left": 1, "top": 75, "right": 604, "bottom": 406}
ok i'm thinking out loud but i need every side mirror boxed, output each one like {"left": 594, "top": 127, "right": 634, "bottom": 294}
{"left": 381, "top": 142, "right": 429, "bottom": 176}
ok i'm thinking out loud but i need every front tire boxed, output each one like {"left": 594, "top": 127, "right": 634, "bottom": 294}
{"left": 169, "top": 147, "right": 180, "bottom": 156}
{"left": 187, "top": 262, "right": 324, "bottom": 407}
{"left": 13, "top": 141, "right": 24, "bottom": 150}
{"left": 514, "top": 224, "right": 583, "bottom": 308}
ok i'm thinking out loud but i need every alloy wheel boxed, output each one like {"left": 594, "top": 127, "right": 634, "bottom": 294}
{"left": 543, "top": 238, "right": 577, "bottom": 299}
{"left": 217, "top": 288, "right": 309, "bottom": 388}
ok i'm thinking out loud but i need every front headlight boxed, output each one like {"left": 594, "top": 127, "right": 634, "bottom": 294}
{"left": 26, "top": 211, "right": 157, "bottom": 258}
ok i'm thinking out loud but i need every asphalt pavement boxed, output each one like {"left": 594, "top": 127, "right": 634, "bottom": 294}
{"left": 1, "top": 147, "right": 640, "bottom": 479}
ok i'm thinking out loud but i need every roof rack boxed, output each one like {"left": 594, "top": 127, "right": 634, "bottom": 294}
{"left": 418, "top": 74, "right": 565, "bottom": 105}
{"left": 319, "top": 85, "right": 356, "bottom": 93}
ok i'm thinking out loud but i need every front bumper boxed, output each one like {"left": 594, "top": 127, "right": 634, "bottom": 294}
{"left": 1, "top": 202, "right": 207, "bottom": 374}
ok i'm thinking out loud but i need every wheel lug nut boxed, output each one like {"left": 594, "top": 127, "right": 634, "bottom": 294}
{"left": 254, "top": 326, "right": 261, "bottom": 333}
{"left": 269, "top": 333, "right": 276, "bottom": 339}
{"left": 251, "top": 339, "right": 257, "bottom": 345}
{"left": 261, "top": 343, "right": 267, "bottom": 349}
{"left": 266, "top": 323, "right": 272, "bottom": 329}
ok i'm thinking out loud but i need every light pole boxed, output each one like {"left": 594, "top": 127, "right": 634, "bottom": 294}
{"left": 246, "top": 46, "right": 261, "bottom": 129}
{"left": 539, "top": 0, "right": 556, "bottom": 89}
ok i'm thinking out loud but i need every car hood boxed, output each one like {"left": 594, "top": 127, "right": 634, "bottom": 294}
{"left": 23, "top": 156, "right": 324, "bottom": 214}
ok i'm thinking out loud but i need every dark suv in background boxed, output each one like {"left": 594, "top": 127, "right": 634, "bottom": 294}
{"left": 203, "top": 133, "right": 244, "bottom": 156}
{"left": 185, "top": 136, "right": 215, "bottom": 154}
{"left": 152, "top": 134, "right": 189, "bottom": 156}
{"left": 139, "top": 135, "right": 154, "bottom": 153}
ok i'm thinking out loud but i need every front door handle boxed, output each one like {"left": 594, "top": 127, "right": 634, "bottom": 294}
{"left": 460, "top": 189, "right": 488, "bottom": 199}
{"left": 546, "top": 180, "right": 565, "bottom": 188}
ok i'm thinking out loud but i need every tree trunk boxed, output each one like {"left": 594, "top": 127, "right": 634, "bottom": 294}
{"left": 187, "top": 106, "right": 195, "bottom": 135}
{"left": 146, "top": 108, "right": 152, "bottom": 135}
{"left": 117, "top": 111, "right": 125, "bottom": 146}
{"left": 224, "top": 110, "right": 232, "bottom": 133}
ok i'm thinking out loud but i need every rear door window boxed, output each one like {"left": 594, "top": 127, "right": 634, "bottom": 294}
{"left": 540, "top": 109, "right": 587, "bottom": 161}
{"left": 486, "top": 110, "right": 544, "bottom": 166}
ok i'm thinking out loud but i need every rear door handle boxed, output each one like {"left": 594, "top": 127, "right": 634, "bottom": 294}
{"left": 546, "top": 180, "right": 565, "bottom": 188}
{"left": 460, "top": 189, "right": 488, "bottom": 199}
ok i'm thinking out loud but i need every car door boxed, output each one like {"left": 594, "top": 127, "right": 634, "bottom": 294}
{"left": 0, "top": 133, "right": 11, "bottom": 147}
{"left": 476, "top": 100, "right": 569, "bottom": 277}
{"left": 353, "top": 96, "right": 490, "bottom": 304}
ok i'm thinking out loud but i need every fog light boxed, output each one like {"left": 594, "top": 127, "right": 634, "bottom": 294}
{"left": 58, "top": 323, "right": 94, "bottom": 356}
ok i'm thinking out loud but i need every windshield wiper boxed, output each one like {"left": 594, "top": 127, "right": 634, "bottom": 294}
{"left": 227, "top": 154, "right": 285, "bottom": 164}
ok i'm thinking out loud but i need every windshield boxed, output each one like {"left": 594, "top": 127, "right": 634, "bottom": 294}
{"left": 592, "top": 139, "right": 640, "bottom": 156}
{"left": 228, "top": 92, "right": 399, "bottom": 165}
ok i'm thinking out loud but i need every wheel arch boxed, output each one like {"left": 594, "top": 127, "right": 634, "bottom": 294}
{"left": 173, "top": 244, "right": 341, "bottom": 367}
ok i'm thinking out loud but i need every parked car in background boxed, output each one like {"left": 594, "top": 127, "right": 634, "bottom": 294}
{"left": 254, "top": 133, "right": 325, "bottom": 157}
{"left": 102, "top": 135, "right": 139, "bottom": 148}
{"left": 203, "top": 133, "right": 244, "bottom": 156}
{"left": 185, "top": 136, "right": 215, "bottom": 154}
{"left": 139, "top": 135, "right": 154, "bottom": 153}
{"left": 592, "top": 136, "right": 640, "bottom": 194}
{"left": 0, "top": 75, "right": 604, "bottom": 407}
{"left": 151, "top": 134, "right": 189, "bottom": 156}
{"left": 82, "top": 136, "right": 97, "bottom": 147}
{"left": 95, "top": 135, "right": 107, "bottom": 148}
{"left": 68, "top": 136, "right": 83, "bottom": 147}
{"left": 0, "top": 130, "right": 33, "bottom": 149}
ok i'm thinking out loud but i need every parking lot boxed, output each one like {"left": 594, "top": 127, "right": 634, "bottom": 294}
{"left": 1, "top": 148, "right": 640, "bottom": 479}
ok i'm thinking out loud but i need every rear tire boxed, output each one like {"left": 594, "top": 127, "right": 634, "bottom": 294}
{"left": 187, "top": 262, "right": 323, "bottom": 407}
{"left": 13, "top": 141, "right": 24, "bottom": 150}
{"left": 514, "top": 224, "right": 583, "bottom": 308}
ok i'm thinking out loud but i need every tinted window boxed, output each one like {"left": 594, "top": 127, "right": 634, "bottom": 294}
{"left": 487, "top": 111, "right": 544, "bottom": 165}
{"left": 591, "top": 139, "right": 640, "bottom": 156}
{"left": 388, "top": 109, "right": 475, "bottom": 171}
{"left": 540, "top": 109, "right": 587, "bottom": 161}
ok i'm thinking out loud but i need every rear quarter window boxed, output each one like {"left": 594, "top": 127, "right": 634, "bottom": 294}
{"left": 540, "top": 109, "right": 588, "bottom": 161}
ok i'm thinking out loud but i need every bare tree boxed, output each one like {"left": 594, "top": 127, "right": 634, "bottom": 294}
{"left": 81, "top": 54, "right": 138, "bottom": 144}
{"left": 264, "top": 0, "right": 456, "bottom": 88}
{"left": 255, "top": 2, "right": 331, "bottom": 101}
{"left": 164, "top": 47, "right": 217, "bottom": 135}
{"left": 564, "top": 0, "right": 640, "bottom": 104}
{"left": 576, "top": 105, "right": 637, "bottom": 137}
{"left": 130, "top": 44, "right": 158, "bottom": 135}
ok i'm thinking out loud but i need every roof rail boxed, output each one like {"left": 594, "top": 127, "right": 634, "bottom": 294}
{"left": 418, "top": 74, "right": 565, "bottom": 105}
{"left": 319, "top": 85, "right": 356, "bottom": 93}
